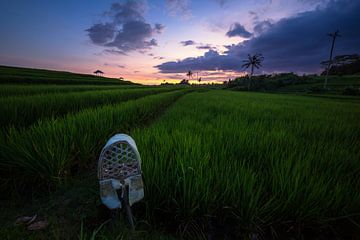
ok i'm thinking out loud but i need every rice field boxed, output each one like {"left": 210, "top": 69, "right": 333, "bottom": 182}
{"left": 0, "top": 66, "right": 132, "bottom": 85}
{"left": 0, "top": 84, "right": 144, "bottom": 97}
{"left": 0, "top": 87, "right": 181, "bottom": 130}
{"left": 0, "top": 68, "right": 359, "bottom": 239}
{"left": 132, "top": 91, "right": 360, "bottom": 238}
{"left": 1, "top": 90, "right": 188, "bottom": 188}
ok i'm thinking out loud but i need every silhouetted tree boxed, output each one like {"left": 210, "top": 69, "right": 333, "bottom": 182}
{"left": 321, "top": 54, "right": 360, "bottom": 75}
{"left": 242, "top": 53, "right": 264, "bottom": 90}
{"left": 186, "top": 70, "right": 193, "bottom": 80}
{"left": 324, "top": 30, "right": 341, "bottom": 88}
{"left": 195, "top": 71, "right": 202, "bottom": 83}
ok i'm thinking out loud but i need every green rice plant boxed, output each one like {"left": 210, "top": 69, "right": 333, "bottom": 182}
{"left": 0, "top": 87, "right": 180, "bottom": 130}
{"left": 1, "top": 89, "right": 358, "bottom": 236}
{"left": 0, "top": 90, "right": 188, "bottom": 189}
{"left": 78, "top": 221, "right": 112, "bottom": 240}
{"left": 130, "top": 90, "right": 360, "bottom": 234}
{"left": 0, "top": 84, "right": 144, "bottom": 98}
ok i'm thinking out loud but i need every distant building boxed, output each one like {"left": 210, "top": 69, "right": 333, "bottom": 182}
{"left": 94, "top": 70, "right": 104, "bottom": 76}
{"left": 179, "top": 79, "right": 190, "bottom": 85}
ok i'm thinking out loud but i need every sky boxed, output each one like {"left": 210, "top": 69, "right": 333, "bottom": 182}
{"left": 0, "top": 0, "right": 359, "bottom": 85}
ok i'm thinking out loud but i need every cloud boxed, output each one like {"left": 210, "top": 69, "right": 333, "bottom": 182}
{"left": 104, "top": 63, "right": 125, "bottom": 68}
{"left": 196, "top": 44, "right": 215, "bottom": 50}
{"left": 153, "top": 56, "right": 165, "bottom": 60}
{"left": 105, "top": 21, "right": 158, "bottom": 51}
{"left": 253, "top": 20, "right": 273, "bottom": 35}
{"left": 165, "top": 73, "right": 186, "bottom": 79}
{"left": 226, "top": 23, "right": 252, "bottom": 38}
{"left": 105, "top": 1, "right": 147, "bottom": 23}
{"left": 154, "top": 23, "right": 165, "bottom": 33}
{"left": 156, "top": 49, "right": 240, "bottom": 73}
{"left": 86, "top": 0, "right": 163, "bottom": 53}
{"left": 157, "top": 0, "right": 360, "bottom": 74}
{"left": 180, "top": 40, "right": 196, "bottom": 46}
{"left": 87, "top": 23, "right": 115, "bottom": 44}
{"left": 180, "top": 40, "right": 216, "bottom": 50}
{"left": 103, "top": 49, "right": 128, "bottom": 56}
{"left": 166, "top": 0, "right": 192, "bottom": 19}
{"left": 228, "top": 0, "right": 360, "bottom": 72}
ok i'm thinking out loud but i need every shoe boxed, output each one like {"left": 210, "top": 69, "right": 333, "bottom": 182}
{"left": 98, "top": 134, "right": 144, "bottom": 208}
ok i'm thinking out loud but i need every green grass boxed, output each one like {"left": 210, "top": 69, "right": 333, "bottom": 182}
{"left": 0, "top": 87, "right": 180, "bottom": 130}
{"left": 0, "top": 82, "right": 359, "bottom": 238}
{"left": 0, "top": 90, "right": 188, "bottom": 188}
{"left": 0, "top": 66, "right": 134, "bottom": 85}
{"left": 0, "top": 84, "right": 144, "bottom": 98}
{"left": 129, "top": 90, "right": 360, "bottom": 237}
{"left": 298, "top": 93, "right": 360, "bottom": 104}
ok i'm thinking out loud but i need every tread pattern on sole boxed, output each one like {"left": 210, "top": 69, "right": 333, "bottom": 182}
{"left": 99, "top": 141, "right": 140, "bottom": 181}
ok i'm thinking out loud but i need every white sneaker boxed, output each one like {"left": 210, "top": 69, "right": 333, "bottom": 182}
{"left": 98, "top": 134, "right": 144, "bottom": 209}
{"left": 99, "top": 179, "right": 122, "bottom": 209}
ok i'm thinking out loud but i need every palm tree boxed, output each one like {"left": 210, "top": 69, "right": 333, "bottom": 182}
{"left": 193, "top": 71, "right": 202, "bottom": 83}
{"left": 186, "top": 70, "right": 193, "bottom": 80}
{"left": 242, "top": 53, "right": 264, "bottom": 90}
{"left": 324, "top": 30, "right": 341, "bottom": 89}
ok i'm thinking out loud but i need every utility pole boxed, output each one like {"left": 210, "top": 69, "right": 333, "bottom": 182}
{"left": 324, "top": 30, "right": 341, "bottom": 89}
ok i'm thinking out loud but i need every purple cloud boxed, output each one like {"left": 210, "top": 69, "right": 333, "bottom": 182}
{"left": 166, "top": 0, "right": 192, "bottom": 19}
{"left": 196, "top": 44, "right": 215, "bottom": 50}
{"left": 180, "top": 40, "right": 196, "bottom": 46}
{"left": 253, "top": 20, "right": 273, "bottom": 35}
{"left": 87, "top": 23, "right": 115, "bottom": 44}
{"left": 180, "top": 40, "right": 216, "bottom": 50}
{"left": 156, "top": 50, "right": 240, "bottom": 73}
{"left": 104, "top": 63, "right": 125, "bottom": 68}
{"left": 154, "top": 23, "right": 165, "bottom": 34}
{"left": 154, "top": 56, "right": 165, "bottom": 60}
{"left": 86, "top": 0, "right": 163, "bottom": 53}
{"left": 226, "top": 23, "right": 252, "bottom": 38}
{"left": 103, "top": 49, "right": 128, "bottom": 56}
{"left": 157, "top": 0, "right": 360, "bottom": 74}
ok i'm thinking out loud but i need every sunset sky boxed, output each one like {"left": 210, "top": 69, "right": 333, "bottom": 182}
{"left": 0, "top": 0, "right": 359, "bottom": 84}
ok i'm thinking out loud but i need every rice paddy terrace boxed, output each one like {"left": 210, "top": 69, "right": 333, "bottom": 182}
{"left": 0, "top": 67, "right": 359, "bottom": 239}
